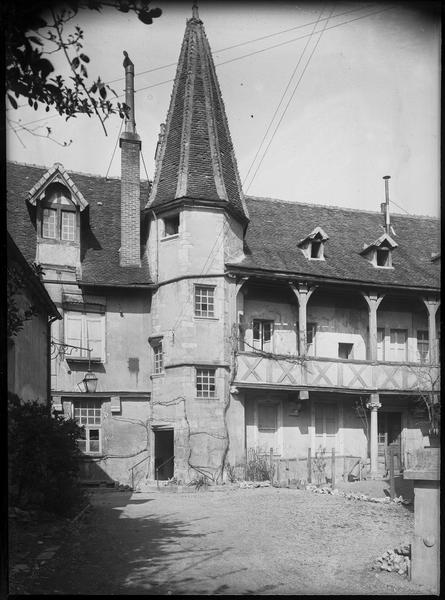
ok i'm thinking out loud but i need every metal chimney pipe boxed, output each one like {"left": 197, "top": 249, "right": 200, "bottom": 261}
{"left": 123, "top": 50, "right": 136, "bottom": 134}
{"left": 383, "top": 175, "right": 391, "bottom": 235}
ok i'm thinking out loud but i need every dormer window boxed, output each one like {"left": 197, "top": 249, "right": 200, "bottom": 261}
{"left": 360, "top": 232, "right": 397, "bottom": 269}
{"left": 40, "top": 184, "right": 78, "bottom": 242}
{"left": 376, "top": 247, "right": 390, "bottom": 267}
{"left": 298, "top": 226, "right": 329, "bottom": 261}
{"left": 310, "top": 240, "right": 323, "bottom": 259}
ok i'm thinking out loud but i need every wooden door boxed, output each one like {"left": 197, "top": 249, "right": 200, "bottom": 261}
{"left": 378, "top": 412, "right": 402, "bottom": 473}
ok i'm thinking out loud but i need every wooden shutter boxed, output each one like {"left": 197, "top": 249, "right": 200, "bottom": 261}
{"left": 64, "top": 312, "right": 82, "bottom": 357}
{"left": 85, "top": 314, "right": 103, "bottom": 360}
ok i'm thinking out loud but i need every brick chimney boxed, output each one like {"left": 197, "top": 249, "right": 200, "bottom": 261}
{"left": 119, "top": 51, "right": 141, "bottom": 267}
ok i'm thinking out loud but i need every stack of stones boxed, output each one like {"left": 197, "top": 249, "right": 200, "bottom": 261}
{"left": 375, "top": 543, "right": 411, "bottom": 576}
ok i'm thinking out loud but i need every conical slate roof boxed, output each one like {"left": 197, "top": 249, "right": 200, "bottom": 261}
{"left": 146, "top": 9, "right": 249, "bottom": 224}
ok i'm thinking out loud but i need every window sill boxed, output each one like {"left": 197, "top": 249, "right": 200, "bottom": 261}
{"left": 161, "top": 234, "right": 179, "bottom": 241}
{"left": 372, "top": 265, "right": 394, "bottom": 269}
{"left": 195, "top": 396, "right": 218, "bottom": 401}
{"left": 150, "top": 373, "right": 165, "bottom": 379}
{"left": 66, "top": 356, "right": 103, "bottom": 364}
{"left": 79, "top": 453, "right": 103, "bottom": 458}
{"left": 194, "top": 316, "right": 219, "bottom": 321}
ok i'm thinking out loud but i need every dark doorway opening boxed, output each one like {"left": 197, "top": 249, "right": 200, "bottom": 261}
{"left": 154, "top": 429, "right": 174, "bottom": 480}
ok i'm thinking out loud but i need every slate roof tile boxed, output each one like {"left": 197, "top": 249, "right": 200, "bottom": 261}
{"left": 7, "top": 162, "right": 152, "bottom": 287}
{"left": 146, "top": 14, "right": 249, "bottom": 223}
{"left": 228, "top": 196, "right": 440, "bottom": 290}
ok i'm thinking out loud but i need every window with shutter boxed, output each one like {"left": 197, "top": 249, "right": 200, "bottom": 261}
{"left": 64, "top": 311, "right": 105, "bottom": 361}
{"left": 389, "top": 329, "right": 407, "bottom": 362}
{"left": 314, "top": 403, "right": 338, "bottom": 449}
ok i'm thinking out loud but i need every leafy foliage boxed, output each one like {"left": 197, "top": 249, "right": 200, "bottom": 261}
{"left": 8, "top": 394, "right": 86, "bottom": 516}
{"left": 4, "top": 0, "right": 162, "bottom": 134}
{"left": 312, "top": 446, "right": 327, "bottom": 486}
{"left": 7, "top": 264, "right": 38, "bottom": 339}
{"left": 245, "top": 448, "right": 274, "bottom": 482}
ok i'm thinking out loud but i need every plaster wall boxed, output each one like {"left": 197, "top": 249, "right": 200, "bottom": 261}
{"left": 37, "top": 242, "right": 80, "bottom": 268}
{"left": 52, "top": 291, "right": 151, "bottom": 393}
{"left": 150, "top": 366, "right": 229, "bottom": 481}
{"left": 150, "top": 277, "right": 227, "bottom": 366}
{"left": 223, "top": 213, "right": 245, "bottom": 264}
{"left": 242, "top": 293, "right": 431, "bottom": 363}
{"left": 243, "top": 298, "right": 297, "bottom": 354}
{"left": 69, "top": 397, "right": 151, "bottom": 485}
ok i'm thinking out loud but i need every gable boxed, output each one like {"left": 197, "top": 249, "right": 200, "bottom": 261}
{"left": 26, "top": 162, "right": 88, "bottom": 211}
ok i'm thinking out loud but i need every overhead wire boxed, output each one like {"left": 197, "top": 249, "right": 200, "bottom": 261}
{"left": 6, "top": 3, "right": 378, "bottom": 111}
{"left": 9, "top": 5, "right": 395, "bottom": 133}
{"left": 242, "top": 5, "right": 326, "bottom": 187}
{"left": 245, "top": 6, "right": 336, "bottom": 193}
{"left": 105, "top": 118, "right": 123, "bottom": 179}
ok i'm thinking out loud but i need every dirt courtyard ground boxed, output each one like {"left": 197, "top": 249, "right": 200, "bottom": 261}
{"left": 9, "top": 485, "right": 432, "bottom": 595}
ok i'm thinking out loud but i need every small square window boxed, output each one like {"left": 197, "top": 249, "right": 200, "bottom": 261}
{"left": 195, "top": 286, "right": 215, "bottom": 318}
{"left": 196, "top": 368, "right": 216, "bottom": 398}
{"left": 163, "top": 214, "right": 180, "bottom": 237}
{"left": 338, "top": 343, "right": 353, "bottom": 359}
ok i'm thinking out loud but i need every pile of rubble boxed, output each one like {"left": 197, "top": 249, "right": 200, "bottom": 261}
{"left": 375, "top": 543, "right": 411, "bottom": 576}
{"left": 239, "top": 480, "right": 271, "bottom": 489}
{"left": 305, "top": 484, "right": 412, "bottom": 505}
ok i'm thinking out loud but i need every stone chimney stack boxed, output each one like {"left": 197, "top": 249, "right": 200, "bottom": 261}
{"left": 119, "top": 51, "right": 141, "bottom": 267}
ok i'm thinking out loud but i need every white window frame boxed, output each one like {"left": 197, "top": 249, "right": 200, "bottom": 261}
{"left": 153, "top": 339, "right": 164, "bottom": 374}
{"left": 64, "top": 311, "right": 105, "bottom": 362}
{"left": 41, "top": 187, "right": 78, "bottom": 242}
{"left": 194, "top": 285, "right": 215, "bottom": 318}
{"left": 73, "top": 400, "right": 102, "bottom": 454}
{"left": 196, "top": 368, "right": 216, "bottom": 398}
{"left": 252, "top": 319, "right": 274, "bottom": 352}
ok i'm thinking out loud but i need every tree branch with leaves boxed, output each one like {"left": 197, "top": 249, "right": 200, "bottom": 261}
{"left": 4, "top": 0, "right": 162, "bottom": 135}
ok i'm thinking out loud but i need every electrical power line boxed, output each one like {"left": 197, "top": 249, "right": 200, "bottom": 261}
{"left": 245, "top": 7, "right": 336, "bottom": 193}
{"left": 9, "top": 5, "right": 395, "bottom": 133}
{"left": 242, "top": 6, "right": 326, "bottom": 187}
{"left": 7, "top": 2, "right": 377, "bottom": 111}
{"left": 105, "top": 118, "right": 123, "bottom": 179}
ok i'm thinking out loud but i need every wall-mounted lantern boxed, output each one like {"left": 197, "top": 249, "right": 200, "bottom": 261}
{"left": 80, "top": 370, "right": 98, "bottom": 394}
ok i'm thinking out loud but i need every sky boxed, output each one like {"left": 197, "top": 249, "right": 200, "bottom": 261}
{"left": 6, "top": 1, "right": 441, "bottom": 217}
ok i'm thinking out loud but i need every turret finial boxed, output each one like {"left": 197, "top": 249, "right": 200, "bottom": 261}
{"left": 192, "top": 2, "right": 199, "bottom": 20}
